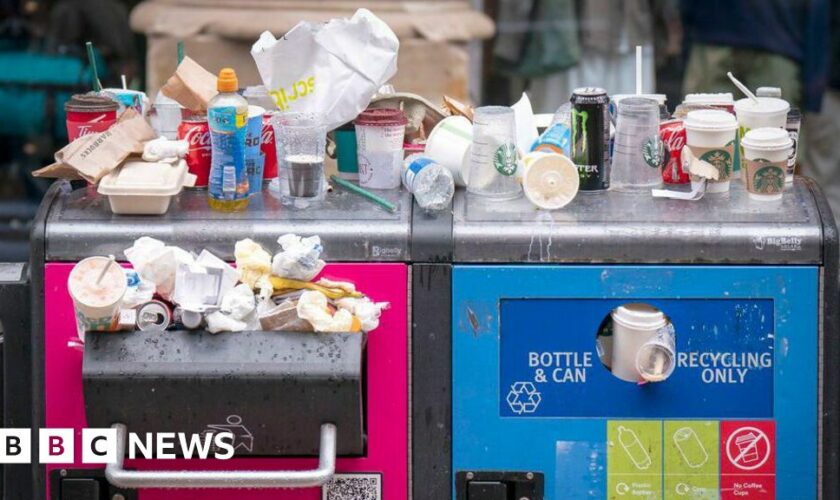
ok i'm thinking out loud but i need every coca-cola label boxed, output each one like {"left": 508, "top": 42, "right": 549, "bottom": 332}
{"left": 183, "top": 126, "right": 211, "bottom": 151}
{"left": 660, "top": 119, "right": 689, "bottom": 184}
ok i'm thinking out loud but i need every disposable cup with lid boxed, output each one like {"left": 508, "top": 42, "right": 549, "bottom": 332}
{"left": 521, "top": 152, "right": 579, "bottom": 210}
{"left": 68, "top": 256, "right": 127, "bottom": 335}
{"left": 610, "top": 304, "right": 668, "bottom": 382}
{"left": 734, "top": 97, "right": 790, "bottom": 130}
{"left": 741, "top": 127, "right": 792, "bottom": 202}
{"left": 425, "top": 116, "right": 473, "bottom": 187}
{"left": 684, "top": 110, "right": 738, "bottom": 194}
{"left": 355, "top": 108, "right": 407, "bottom": 189}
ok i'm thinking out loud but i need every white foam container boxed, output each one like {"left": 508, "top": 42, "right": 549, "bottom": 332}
{"left": 98, "top": 159, "right": 196, "bottom": 215}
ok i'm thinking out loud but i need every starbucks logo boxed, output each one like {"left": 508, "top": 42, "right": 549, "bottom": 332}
{"left": 700, "top": 149, "right": 732, "bottom": 177}
{"left": 753, "top": 163, "right": 785, "bottom": 194}
{"left": 494, "top": 143, "right": 518, "bottom": 176}
{"left": 642, "top": 136, "right": 665, "bottom": 168}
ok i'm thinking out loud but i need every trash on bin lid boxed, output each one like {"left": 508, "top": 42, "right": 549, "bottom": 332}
{"left": 98, "top": 159, "right": 195, "bottom": 196}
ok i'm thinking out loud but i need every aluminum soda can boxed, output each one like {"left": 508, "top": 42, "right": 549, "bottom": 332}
{"left": 570, "top": 87, "right": 611, "bottom": 191}
{"left": 262, "top": 113, "right": 278, "bottom": 180}
{"left": 137, "top": 300, "right": 172, "bottom": 331}
{"left": 178, "top": 114, "right": 212, "bottom": 187}
{"left": 660, "top": 119, "right": 689, "bottom": 184}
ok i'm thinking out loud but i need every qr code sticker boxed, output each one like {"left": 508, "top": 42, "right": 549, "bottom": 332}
{"left": 322, "top": 473, "right": 382, "bottom": 500}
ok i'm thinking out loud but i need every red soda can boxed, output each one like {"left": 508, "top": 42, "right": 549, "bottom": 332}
{"left": 660, "top": 119, "right": 689, "bottom": 184}
{"left": 261, "top": 114, "right": 278, "bottom": 180}
{"left": 64, "top": 93, "right": 118, "bottom": 142}
{"left": 178, "top": 114, "right": 212, "bottom": 187}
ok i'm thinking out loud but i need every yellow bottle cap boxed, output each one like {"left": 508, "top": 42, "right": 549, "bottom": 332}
{"left": 217, "top": 68, "right": 238, "bottom": 93}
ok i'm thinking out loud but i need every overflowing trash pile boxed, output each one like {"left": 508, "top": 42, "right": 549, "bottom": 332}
{"left": 68, "top": 234, "right": 388, "bottom": 337}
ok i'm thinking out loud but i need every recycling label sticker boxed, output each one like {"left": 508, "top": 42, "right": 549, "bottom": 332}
{"left": 607, "top": 420, "right": 662, "bottom": 499}
{"left": 665, "top": 421, "right": 719, "bottom": 498}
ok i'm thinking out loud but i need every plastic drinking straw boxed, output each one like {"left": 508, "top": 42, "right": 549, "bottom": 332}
{"left": 177, "top": 41, "right": 185, "bottom": 65}
{"left": 727, "top": 72, "right": 759, "bottom": 103}
{"left": 330, "top": 175, "right": 397, "bottom": 213}
{"left": 635, "top": 45, "right": 643, "bottom": 95}
{"left": 96, "top": 256, "right": 116, "bottom": 285}
{"left": 85, "top": 41, "right": 102, "bottom": 92}
{"left": 121, "top": 75, "right": 127, "bottom": 90}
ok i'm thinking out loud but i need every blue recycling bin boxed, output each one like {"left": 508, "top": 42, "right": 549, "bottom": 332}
{"left": 411, "top": 178, "right": 838, "bottom": 500}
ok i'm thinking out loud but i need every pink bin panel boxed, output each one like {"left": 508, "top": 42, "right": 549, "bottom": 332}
{"left": 44, "top": 262, "right": 408, "bottom": 500}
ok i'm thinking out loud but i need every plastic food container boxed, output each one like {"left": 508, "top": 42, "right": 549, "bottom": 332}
{"left": 98, "top": 159, "right": 196, "bottom": 215}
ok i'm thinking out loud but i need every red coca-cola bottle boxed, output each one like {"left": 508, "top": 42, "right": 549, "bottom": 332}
{"left": 178, "top": 113, "right": 212, "bottom": 187}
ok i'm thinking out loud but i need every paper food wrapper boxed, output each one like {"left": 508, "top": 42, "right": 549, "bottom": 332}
{"left": 250, "top": 8, "right": 399, "bottom": 131}
{"left": 161, "top": 56, "right": 218, "bottom": 112}
{"left": 33, "top": 109, "right": 156, "bottom": 183}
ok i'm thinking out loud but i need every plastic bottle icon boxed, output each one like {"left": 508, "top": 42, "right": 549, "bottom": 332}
{"left": 618, "top": 426, "right": 652, "bottom": 470}
{"left": 673, "top": 427, "right": 709, "bottom": 469}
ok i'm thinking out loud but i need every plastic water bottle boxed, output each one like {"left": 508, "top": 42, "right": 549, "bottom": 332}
{"left": 402, "top": 154, "right": 455, "bottom": 212}
{"left": 207, "top": 68, "right": 249, "bottom": 212}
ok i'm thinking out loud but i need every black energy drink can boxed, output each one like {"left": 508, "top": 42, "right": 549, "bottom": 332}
{"left": 570, "top": 87, "right": 611, "bottom": 191}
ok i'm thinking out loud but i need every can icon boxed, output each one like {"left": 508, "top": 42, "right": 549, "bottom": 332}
{"left": 673, "top": 427, "right": 710, "bottom": 468}
{"left": 618, "top": 425, "right": 652, "bottom": 470}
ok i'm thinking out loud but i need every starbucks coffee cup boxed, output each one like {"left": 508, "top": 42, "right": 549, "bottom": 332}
{"left": 425, "top": 116, "right": 472, "bottom": 187}
{"left": 610, "top": 304, "right": 668, "bottom": 382}
{"left": 522, "top": 152, "right": 579, "bottom": 210}
{"left": 741, "top": 127, "right": 792, "bottom": 202}
{"left": 68, "top": 256, "right": 127, "bottom": 335}
{"left": 684, "top": 110, "right": 738, "bottom": 194}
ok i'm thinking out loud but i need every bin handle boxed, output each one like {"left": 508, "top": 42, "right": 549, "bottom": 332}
{"left": 105, "top": 422, "right": 337, "bottom": 489}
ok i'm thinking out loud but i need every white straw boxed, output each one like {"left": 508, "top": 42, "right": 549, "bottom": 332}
{"left": 121, "top": 75, "right": 128, "bottom": 90}
{"left": 96, "top": 256, "right": 116, "bottom": 285}
{"left": 635, "top": 45, "right": 643, "bottom": 95}
{"left": 727, "top": 72, "right": 758, "bottom": 103}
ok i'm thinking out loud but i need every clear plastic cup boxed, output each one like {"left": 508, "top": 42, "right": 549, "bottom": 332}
{"left": 610, "top": 97, "right": 663, "bottom": 191}
{"left": 272, "top": 112, "right": 326, "bottom": 207}
{"left": 467, "top": 106, "right": 522, "bottom": 199}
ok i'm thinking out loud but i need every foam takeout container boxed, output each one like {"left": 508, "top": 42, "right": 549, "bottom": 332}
{"left": 98, "top": 159, "right": 196, "bottom": 215}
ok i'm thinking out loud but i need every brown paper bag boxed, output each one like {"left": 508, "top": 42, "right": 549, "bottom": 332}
{"left": 161, "top": 56, "right": 218, "bottom": 112}
{"left": 33, "top": 109, "right": 156, "bottom": 183}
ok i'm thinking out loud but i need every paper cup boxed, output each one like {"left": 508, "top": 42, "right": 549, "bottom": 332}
{"left": 68, "top": 257, "right": 127, "bottom": 334}
{"left": 610, "top": 304, "right": 668, "bottom": 382}
{"left": 741, "top": 127, "right": 792, "bottom": 202}
{"left": 684, "top": 110, "right": 738, "bottom": 194}
{"left": 734, "top": 97, "right": 790, "bottom": 131}
{"left": 355, "top": 109, "right": 407, "bottom": 189}
{"left": 522, "top": 152, "right": 579, "bottom": 210}
{"left": 425, "top": 116, "right": 473, "bottom": 187}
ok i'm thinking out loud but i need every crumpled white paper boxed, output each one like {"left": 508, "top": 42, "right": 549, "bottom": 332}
{"left": 272, "top": 234, "right": 325, "bottom": 281}
{"left": 296, "top": 290, "right": 354, "bottom": 332}
{"left": 335, "top": 296, "right": 389, "bottom": 332}
{"left": 124, "top": 237, "right": 195, "bottom": 299}
{"left": 250, "top": 8, "right": 399, "bottom": 131}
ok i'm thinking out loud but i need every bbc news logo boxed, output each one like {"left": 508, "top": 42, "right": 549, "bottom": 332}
{"left": 0, "top": 429, "right": 235, "bottom": 464}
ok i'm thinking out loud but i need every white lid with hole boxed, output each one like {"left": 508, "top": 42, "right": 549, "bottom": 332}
{"left": 734, "top": 97, "right": 790, "bottom": 115}
{"left": 741, "top": 127, "right": 793, "bottom": 151}
{"left": 684, "top": 109, "right": 738, "bottom": 131}
{"left": 612, "top": 303, "right": 667, "bottom": 331}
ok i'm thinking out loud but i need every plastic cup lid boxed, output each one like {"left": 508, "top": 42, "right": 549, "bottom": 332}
{"left": 734, "top": 97, "right": 790, "bottom": 115}
{"left": 684, "top": 109, "right": 738, "bottom": 131}
{"left": 65, "top": 92, "right": 119, "bottom": 112}
{"left": 612, "top": 303, "right": 667, "bottom": 331}
{"left": 523, "top": 153, "right": 579, "bottom": 209}
{"left": 741, "top": 127, "right": 793, "bottom": 150}
{"left": 355, "top": 108, "right": 408, "bottom": 127}
{"left": 683, "top": 93, "right": 734, "bottom": 105}
{"left": 613, "top": 94, "right": 667, "bottom": 105}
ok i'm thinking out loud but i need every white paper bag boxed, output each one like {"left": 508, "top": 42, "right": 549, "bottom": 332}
{"left": 250, "top": 8, "right": 399, "bottom": 131}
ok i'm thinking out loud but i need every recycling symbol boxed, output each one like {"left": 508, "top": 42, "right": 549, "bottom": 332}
{"left": 506, "top": 381, "right": 542, "bottom": 415}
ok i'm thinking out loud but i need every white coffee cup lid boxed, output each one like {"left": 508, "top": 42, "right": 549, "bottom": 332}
{"left": 523, "top": 153, "right": 579, "bottom": 209}
{"left": 741, "top": 127, "right": 793, "bottom": 150}
{"left": 612, "top": 303, "right": 668, "bottom": 331}
{"left": 734, "top": 97, "right": 790, "bottom": 115}
{"left": 684, "top": 109, "right": 737, "bottom": 131}
{"left": 684, "top": 93, "right": 734, "bottom": 105}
